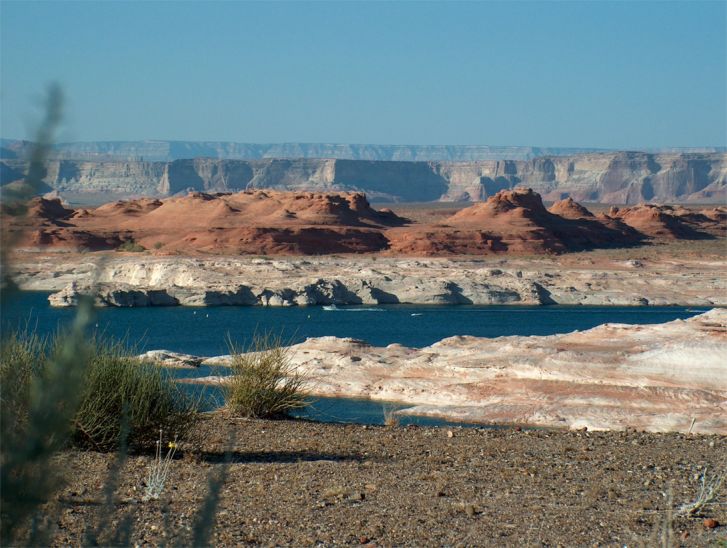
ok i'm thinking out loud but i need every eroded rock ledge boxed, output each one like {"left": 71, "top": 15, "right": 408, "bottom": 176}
{"left": 10, "top": 255, "right": 726, "bottom": 308}
{"left": 164, "top": 309, "right": 727, "bottom": 433}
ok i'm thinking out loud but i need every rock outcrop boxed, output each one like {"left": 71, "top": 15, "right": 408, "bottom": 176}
{"left": 2, "top": 151, "right": 725, "bottom": 204}
{"left": 608, "top": 204, "right": 727, "bottom": 239}
{"left": 173, "top": 309, "right": 727, "bottom": 433}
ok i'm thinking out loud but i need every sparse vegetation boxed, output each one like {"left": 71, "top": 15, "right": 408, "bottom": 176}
{"left": 116, "top": 240, "right": 146, "bottom": 252}
{"left": 679, "top": 463, "right": 726, "bottom": 516}
{"left": 0, "top": 305, "right": 93, "bottom": 544}
{"left": 225, "top": 333, "right": 309, "bottom": 418}
{"left": 382, "top": 403, "right": 400, "bottom": 427}
{"left": 74, "top": 336, "right": 199, "bottom": 451}
{"left": 153, "top": 241, "right": 164, "bottom": 250}
{"left": 143, "top": 429, "right": 178, "bottom": 501}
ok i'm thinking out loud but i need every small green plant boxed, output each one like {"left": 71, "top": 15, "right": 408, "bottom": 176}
{"left": 143, "top": 429, "right": 178, "bottom": 501}
{"left": 225, "top": 333, "right": 309, "bottom": 418}
{"left": 117, "top": 240, "right": 146, "bottom": 252}
{"left": 153, "top": 241, "right": 164, "bottom": 249}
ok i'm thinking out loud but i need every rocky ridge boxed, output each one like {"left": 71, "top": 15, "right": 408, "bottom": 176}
{"left": 165, "top": 309, "right": 727, "bottom": 433}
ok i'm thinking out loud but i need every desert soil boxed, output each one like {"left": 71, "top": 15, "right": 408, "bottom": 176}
{"left": 32, "top": 413, "right": 727, "bottom": 546}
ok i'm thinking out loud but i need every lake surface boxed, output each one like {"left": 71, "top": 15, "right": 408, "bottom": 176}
{"left": 2, "top": 291, "right": 713, "bottom": 426}
{"left": 1, "top": 291, "right": 710, "bottom": 355}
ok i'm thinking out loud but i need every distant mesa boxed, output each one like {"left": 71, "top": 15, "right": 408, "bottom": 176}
{"left": 1, "top": 143, "right": 725, "bottom": 205}
{"left": 3, "top": 188, "right": 722, "bottom": 257}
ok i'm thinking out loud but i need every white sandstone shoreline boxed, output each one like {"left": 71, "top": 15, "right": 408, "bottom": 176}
{"left": 9, "top": 253, "right": 727, "bottom": 307}
{"left": 143, "top": 309, "right": 727, "bottom": 434}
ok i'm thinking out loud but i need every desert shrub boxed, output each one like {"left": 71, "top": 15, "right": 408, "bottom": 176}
{"left": 153, "top": 241, "right": 164, "bottom": 249}
{"left": 117, "top": 240, "right": 146, "bottom": 252}
{"left": 0, "top": 331, "right": 50, "bottom": 438}
{"left": 679, "top": 463, "right": 726, "bottom": 516}
{"left": 225, "top": 333, "right": 309, "bottom": 418}
{"left": 73, "top": 336, "right": 198, "bottom": 451}
{"left": 0, "top": 329, "right": 198, "bottom": 452}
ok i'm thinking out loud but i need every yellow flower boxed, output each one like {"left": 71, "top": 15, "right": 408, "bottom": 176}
{"left": 168, "top": 442, "right": 177, "bottom": 449}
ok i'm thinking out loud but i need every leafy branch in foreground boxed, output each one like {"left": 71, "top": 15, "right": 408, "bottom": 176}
{"left": 0, "top": 83, "right": 223, "bottom": 545}
{"left": 1, "top": 84, "right": 62, "bottom": 292}
{"left": 0, "top": 297, "right": 94, "bottom": 543}
{"left": 0, "top": 83, "right": 80, "bottom": 545}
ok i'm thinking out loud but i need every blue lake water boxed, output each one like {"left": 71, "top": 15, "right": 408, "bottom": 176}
{"left": 1, "top": 291, "right": 712, "bottom": 427}
{"left": 1, "top": 291, "right": 710, "bottom": 355}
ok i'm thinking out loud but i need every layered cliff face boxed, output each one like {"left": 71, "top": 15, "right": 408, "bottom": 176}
{"left": 435, "top": 153, "right": 727, "bottom": 203}
{"left": 1, "top": 152, "right": 724, "bottom": 204}
{"left": 0, "top": 139, "right": 612, "bottom": 162}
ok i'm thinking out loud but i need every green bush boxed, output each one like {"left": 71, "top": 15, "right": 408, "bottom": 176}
{"left": 225, "top": 333, "right": 309, "bottom": 418}
{"left": 0, "top": 331, "right": 52, "bottom": 441}
{"left": 1, "top": 330, "right": 198, "bottom": 452}
{"left": 116, "top": 240, "right": 146, "bottom": 252}
{"left": 74, "top": 336, "right": 198, "bottom": 451}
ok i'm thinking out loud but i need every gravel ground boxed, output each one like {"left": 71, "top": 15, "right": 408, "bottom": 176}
{"left": 22, "top": 413, "right": 727, "bottom": 546}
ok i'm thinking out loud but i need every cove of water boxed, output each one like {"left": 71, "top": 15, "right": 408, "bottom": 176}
{"left": 2, "top": 291, "right": 712, "bottom": 428}
{"left": 183, "top": 383, "right": 494, "bottom": 429}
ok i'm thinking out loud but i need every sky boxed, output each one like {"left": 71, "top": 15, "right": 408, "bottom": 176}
{"left": 1, "top": 1, "right": 725, "bottom": 148}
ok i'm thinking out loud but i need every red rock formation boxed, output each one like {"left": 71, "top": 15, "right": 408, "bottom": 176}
{"left": 608, "top": 204, "right": 722, "bottom": 239}
{"left": 388, "top": 189, "right": 642, "bottom": 255}
{"left": 548, "top": 197, "right": 594, "bottom": 219}
{"left": 3, "top": 189, "right": 723, "bottom": 255}
{"left": 3, "top": 191, "right": 404, "bottom": 254}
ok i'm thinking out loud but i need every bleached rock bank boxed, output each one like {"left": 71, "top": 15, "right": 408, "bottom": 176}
{"left": 10, "top": 255, "right": 726, "bottom": 307}
{"left": 162, "top": 309, "right": 727, "bottom": 434}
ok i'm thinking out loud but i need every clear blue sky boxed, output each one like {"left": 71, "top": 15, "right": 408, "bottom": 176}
{"left": 1, "top": 1, "right": 725, "bottom": 148}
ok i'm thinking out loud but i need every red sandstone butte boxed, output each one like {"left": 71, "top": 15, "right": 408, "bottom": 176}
{"left": 3, "top": 188, "right": 723, "bottom": 256}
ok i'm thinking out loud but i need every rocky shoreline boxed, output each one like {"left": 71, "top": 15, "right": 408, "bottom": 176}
{"left": 148, "top": 309, "right": 727, "bottom": 434}
{"left": 10, "top": 253, "right": 727, "bottom": 308}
